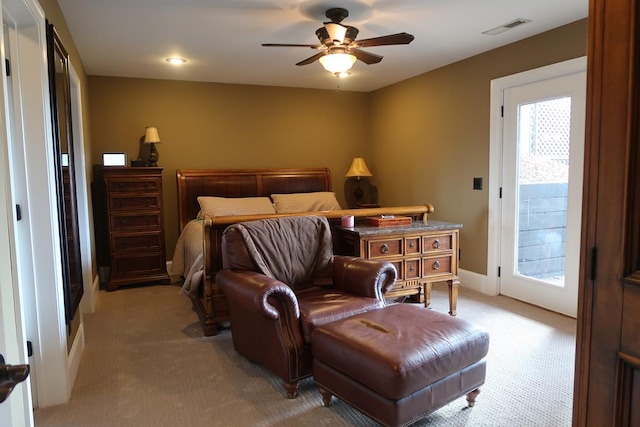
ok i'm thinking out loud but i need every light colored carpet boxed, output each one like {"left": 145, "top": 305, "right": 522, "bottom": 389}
{"left": 34, "top": 283, "right": 575, "bottom": 427}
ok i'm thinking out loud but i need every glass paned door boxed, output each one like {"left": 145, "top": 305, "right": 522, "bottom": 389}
{"left": 500, "top": 71, "right": 585, "bottom": 317}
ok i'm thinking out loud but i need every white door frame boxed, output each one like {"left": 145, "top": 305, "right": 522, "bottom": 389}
{"left": 487, "top": 57, "right": 587, "bottom": 296}
{"left": 1, "top": 0, "right": 76, "bottom": 412}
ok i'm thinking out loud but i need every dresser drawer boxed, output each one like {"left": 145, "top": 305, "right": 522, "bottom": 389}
{"left": 109, "top": 194, "right": 160, "bottom": 211}
{"left": 367, "top": 238, "right": 403, "bottom": 258}
{"left": 110, "top": 252, "right": 165, "bottom": 278}
{"left": 110, "top": 212, "right": 161, "bottom": 231}
{"left": 107, "top": 177, "right": 161, "bottom": 193}
{"left": 423, "top": 234, "right": 453, "bottom": 252}
{"left": 422, "top": 256, "right": 452, "bottom": 277}
{"left": 111, "top": 232, "right": 162, "bottom": 253}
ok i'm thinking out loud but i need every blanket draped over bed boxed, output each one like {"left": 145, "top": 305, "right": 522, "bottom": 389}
{"left": 223, "top": 216, "right": 333, "bottom": 289}
{"left": 171, "top": 219, "right": 205, "bottom": 297}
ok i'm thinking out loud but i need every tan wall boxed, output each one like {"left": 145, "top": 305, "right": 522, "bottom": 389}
{"left": 87, "top": 77, "right": 371, "bottom": 256}
{"left": 369, "top": 19, "right": 588, "bottom": 275}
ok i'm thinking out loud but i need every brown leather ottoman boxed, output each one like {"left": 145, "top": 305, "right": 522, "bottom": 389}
{"left": 311, "top": 304, "right": 489, "bottom": 427}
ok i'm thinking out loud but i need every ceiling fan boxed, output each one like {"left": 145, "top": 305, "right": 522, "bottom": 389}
{"left": 262, "top": 7, "right": 415, "bottom": 75}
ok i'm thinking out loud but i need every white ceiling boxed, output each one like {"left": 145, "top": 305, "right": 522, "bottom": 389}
{"left": 56, "top": 0, "right": 588, "bottom": 92}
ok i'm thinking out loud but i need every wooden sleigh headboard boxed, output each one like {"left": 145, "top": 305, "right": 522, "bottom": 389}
{"left": 176, "top": 168, "right": 333, "bottom": 231}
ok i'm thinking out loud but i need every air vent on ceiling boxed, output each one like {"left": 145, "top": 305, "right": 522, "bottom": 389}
{"left": 482, "top": 18, "right": 532, "bottom": 36}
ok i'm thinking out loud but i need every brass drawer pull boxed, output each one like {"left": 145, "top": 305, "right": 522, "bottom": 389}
{"left": 409, "top": 265, "right": 415, "bottom": 272}
{"left": 409, "top": 242, "right": 415, "bottom": 249}
{"left": 380, "top": 244, "right": 389, "bottom": 254}
{"left": 432, "top": 260, "right": 441, "bottom": 270}
{"left": 432, "top": 239, "right": 440, "bottom": 249}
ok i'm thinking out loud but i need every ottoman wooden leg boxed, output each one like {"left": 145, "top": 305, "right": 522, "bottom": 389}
{"left": 317, "top": 385, "right": 334, "bottom": 407}
{"left": 466, "top": 388, "right": 481, "bottom": 407}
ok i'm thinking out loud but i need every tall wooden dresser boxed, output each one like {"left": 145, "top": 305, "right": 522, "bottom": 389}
{"left": 99, "top": 167, "right": 170, "bottom": 291}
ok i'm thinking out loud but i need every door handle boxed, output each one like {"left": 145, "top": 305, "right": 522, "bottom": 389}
{"left": 0, "top": 354, "right": 30, "bottom": 403}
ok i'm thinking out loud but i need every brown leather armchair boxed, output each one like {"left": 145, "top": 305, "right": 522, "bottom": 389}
{"left": 216, "top": 215, "right": 397, "bottom": 398}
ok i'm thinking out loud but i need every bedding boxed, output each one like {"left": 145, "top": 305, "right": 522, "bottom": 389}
{"left": 170, "top": 219, "right": 205, "bottom": 296}
{"left": 271, "top": 191, "right": 342, "bottom": 213}
{"left": 197, "top": 196, "right": 276, "bottom": 218}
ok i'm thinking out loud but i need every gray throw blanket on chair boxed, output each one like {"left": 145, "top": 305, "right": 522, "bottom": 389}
{"left": 227, "top": 215, "right": 334, "bottom": 290}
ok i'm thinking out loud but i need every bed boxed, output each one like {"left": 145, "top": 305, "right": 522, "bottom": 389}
{"left": 173, "top": 167, "right": 433, "bottom": 336}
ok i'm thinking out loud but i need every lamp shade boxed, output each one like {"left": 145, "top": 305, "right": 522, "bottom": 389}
{"left": 144, "top": 126, "right": 161, "bottom": 144}
{"left": 319, "top": 53, "right": 357, "bottom": 74}
{"left": 345, "top": 157, "right": 373, "bottom": 178}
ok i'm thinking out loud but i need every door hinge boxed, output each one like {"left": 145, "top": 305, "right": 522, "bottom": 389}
{"left": 458, "top": 248, "right": 461, "bottom": 260}
{"left": 498, "top": 266, "right": 501, "bottom": 277}
{"left": 590, "top": 247, "right": 597, "bottom": 281}
{"left": 501, "top": 105, "right": 504, "bottom": 117}
{"left": 16, "top": 204, "right": 21, "bottom": 221}
{"left": 499, "top": 187, "right": 502, "bottom": 198}
{"left": 26, "top": 341, "right": 32, "bottom": 358}
{"left": 5, "top": 59, "right": 10, "bottom": 77}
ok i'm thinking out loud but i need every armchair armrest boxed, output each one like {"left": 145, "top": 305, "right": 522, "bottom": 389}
{"left": 216, "top": 270, "right": 300, "bottom": 320}
{"left": 332, "top": 256, "right": 397, "bottom": 300}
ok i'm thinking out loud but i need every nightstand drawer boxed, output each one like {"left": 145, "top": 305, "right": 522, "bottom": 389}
{"left": 367, "top": 238, "right": 403, "bottom": 258}
{"left": 405, "top": 237, "right": 421, "bottom": 255}
{"left": 107, "top": 178, "right": 161, "bottom": 193}
{"left": 111, "top": 252, "right": 165, "bottom": 277}
{"left": 109, "top": 194, "right": 160, "bottom": 211}
{"left": 423, "top": 256, "right": 452, "bottom": 276}
{"left": 404, "top": 258, "right": 421, "bottom": 280}
{"left": 423, "top": 234, "right": 453, "bottom": 252}
{"left": 111, "top": 232, "right": 162, "bottom": 253}
{"left": 110, "top": 212, "right": 161, "bottom": 231}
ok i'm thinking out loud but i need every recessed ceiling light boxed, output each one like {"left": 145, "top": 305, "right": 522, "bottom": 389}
{"left": 166, "top": 57, "right": 187, "bottom": 65}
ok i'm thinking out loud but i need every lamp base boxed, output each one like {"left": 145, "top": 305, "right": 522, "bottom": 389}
{"left": 147, "top": 142, "right": 158, "bottom": 167}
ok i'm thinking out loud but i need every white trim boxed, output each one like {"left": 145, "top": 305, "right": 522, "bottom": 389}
{"left": 459, "top": 268, "right": 494, "bottom": 295}
{"left": 67, "top": 320, "right": 84, "bottom": 388}
{"left": 487, "top": 57, "right": 587, "bottom": 296}
{"left": 69, "top": 63, "right": 94, "bottom": 315}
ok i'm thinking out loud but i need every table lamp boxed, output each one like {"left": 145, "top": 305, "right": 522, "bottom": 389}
{"left": 144, "top": 126, "right": 161, "bottom": 167}
{"left": 345, "top": 157, "right": 373, "bottom": 204}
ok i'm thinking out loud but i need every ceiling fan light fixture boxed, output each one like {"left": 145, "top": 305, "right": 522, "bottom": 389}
{"left": 319, "top": 53, "right": 356, "bottom": 74}
{"left": 325, "top": 22, "right": 347, "bottom": 44}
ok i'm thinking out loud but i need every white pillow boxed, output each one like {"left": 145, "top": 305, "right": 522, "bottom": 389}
{"left": 197, "top": 196, "right": 276, "bottom": 218}
{"left": 271, "top": 192, "right": 342, "bottom": 213}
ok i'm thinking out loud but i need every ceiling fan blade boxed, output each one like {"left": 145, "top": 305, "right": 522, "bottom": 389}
{"left": 295, "top": 51, "right": 327, "bottom": 66}
{"left": 351, "top": 49, "right": 383, "bottom": 65}
{"left": 353, "top": 32, "right": 415, "bottom": 48}
{"left": 262, "top": 43, "right": 322, "bottom": 49}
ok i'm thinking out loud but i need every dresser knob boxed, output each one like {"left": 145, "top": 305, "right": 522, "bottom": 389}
{"left": 432, "top": 239, "right": 440, "bottom": 249}
{"left": 409, "top": 242, "right": 415, "bottom": 249}
{"left": 380, "top": 244, "right": 389, "bottom": 254}
{"left": 409, "top": 266, "right": 415, "bottom": 272}
{"left": 432, "top": 260, "right": 441, "bottom": 270}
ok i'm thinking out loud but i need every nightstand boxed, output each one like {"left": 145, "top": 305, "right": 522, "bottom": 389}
{"left": 335, "top": 220, "right": 462, "bottom": 315}
{"left": 99, "top": 167, "right": 170, "bottom": 290}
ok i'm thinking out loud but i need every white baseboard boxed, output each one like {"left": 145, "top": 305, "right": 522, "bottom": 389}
{"left": 67, "top": 321, "right": 84, "bottom": 389}
{"left": 459, "top": 269, "right": 498, "bottom": 296}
